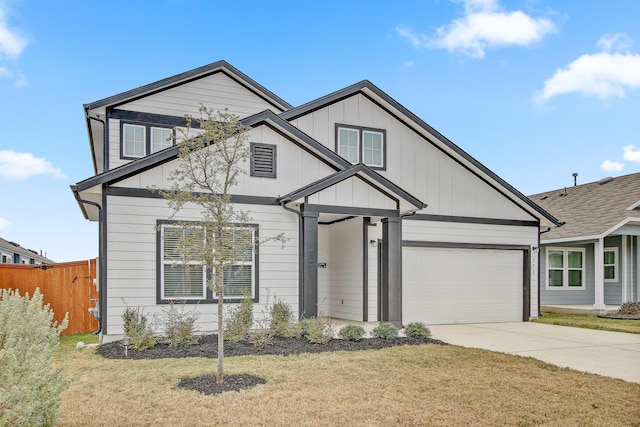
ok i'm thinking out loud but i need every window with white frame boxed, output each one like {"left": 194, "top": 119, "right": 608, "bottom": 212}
{"left": 123, "top": 123, "right": 146, "bottom": 158}
{"left": 122, "top": 123, "right": 174, "bottom": 159}
{"left": 158, "top": 222, "right": 257, "bottom": 302}
{"left": 336, "top": 124, "right": 386, "bottom": 169}
{"left": 547, "top": 248, "right": 585, "bottom": 289}
{"left": 604, "top": 247, "right": 618, "bottom": 282}
{"left": 0, "top": 253, "right": 10, "bottom": 263}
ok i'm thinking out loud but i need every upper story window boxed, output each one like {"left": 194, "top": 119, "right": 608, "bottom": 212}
{"left": 122, "top": 122, "right": 174, "bottom": 159}
{"left": 336, "top": 124, "right": 386, "bottom": 170}
{"left": 547, "top": 248, "right": 585, "bottom": 289}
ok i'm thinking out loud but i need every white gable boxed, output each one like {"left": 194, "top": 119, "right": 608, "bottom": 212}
{"left": 117, "top": 72, "right": 280, "bottom": 119}
{"left": 290, "top": 94, "right": 535, "bottom": 222}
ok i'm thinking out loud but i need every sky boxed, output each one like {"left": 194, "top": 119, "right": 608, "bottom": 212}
{"left": 1, "top": 0, "right": 639, "bottom": 262}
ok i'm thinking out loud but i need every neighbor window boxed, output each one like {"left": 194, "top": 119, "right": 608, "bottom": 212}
{"left": 336, "top": 124, "right": 386, "bottom": 169}
{"left": 604, "top": 247, "right": 618, "bottom": 282}
{"left": 1, "top": 253, "right": 9, "bottom": 263}
{"left": 122, "top": 123, "right": 174, "bottom": 159}
{"left": 547, "top": 248, "right": 585, "bottom": 289}
{"left": 158, "top": 222, "right": 257, "bottom": 302}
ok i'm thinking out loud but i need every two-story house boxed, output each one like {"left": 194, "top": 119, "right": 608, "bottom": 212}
{"left": 71, "top": 61, "right": 559, "bottom": 341}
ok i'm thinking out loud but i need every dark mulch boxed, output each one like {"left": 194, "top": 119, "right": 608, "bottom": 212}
{"left": 96, "top": 334, "right": 446, "bottom": 360}
{"left": 97, "top": 334, "right": 446, "bottom": 395}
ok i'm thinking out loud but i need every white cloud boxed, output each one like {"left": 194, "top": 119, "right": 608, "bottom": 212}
{"left": 397, "top": 0, "right": 555, "bottom": 59}
{"left": 623, "top": 145, "right": 640, "bottom": 162}
{"left": 0, "top": 150, "right": 65, "bottom": 180}
{"left": 536, "top": 33, "right": 640, "bottom": 103}
{"left": 0, "top": 5, "right": 27, "bottom": 59}
{"left": 597, "top": 33, "right": 633, "bottom": 53}
{"left": 0, "top": 216, "right": 10, "bottom": 230}
{"left": 601, "top": 160, "right": 625, "bottom": 172}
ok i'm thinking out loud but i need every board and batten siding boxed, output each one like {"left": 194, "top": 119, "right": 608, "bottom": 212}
{"left": 317, "top": 219, "right": 363, "bottom": 321}
{"left": 290, "top": 93, "right": 534, "bottom": 221}
{"left": 117, "top": 72, "right": 281, "bottom": 120}
{"left": 306, "top": 176, "right": 398, "bottom": 211}
{"left": 104, "top": 195, "right": 299, "bottom": 338}
{"left": 111, "top": 126, "right": 338, "bottom": 200}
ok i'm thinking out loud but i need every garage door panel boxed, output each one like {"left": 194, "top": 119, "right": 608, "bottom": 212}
{"left": 402, "top": 247, "right": 523, "bottom": 324}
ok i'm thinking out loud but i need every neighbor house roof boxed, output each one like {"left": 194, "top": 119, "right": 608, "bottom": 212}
{"left": 0, "top": 236, "right": 54, "bottom": 264}
{"left": 529, "top": 172, "right": 640, "bottom": 242}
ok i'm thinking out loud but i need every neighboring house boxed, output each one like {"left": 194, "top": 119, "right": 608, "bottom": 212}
{"left": 71, "top": 60, "right": 560, "bottom": 340}
{"left": 0, "top": 236, "right": 54, "bottom": 265}
{"left": 530, "top": 173, "right": 640, "bottom": 309}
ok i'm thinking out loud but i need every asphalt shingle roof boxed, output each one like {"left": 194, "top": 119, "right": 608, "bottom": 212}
{"left": 529, "top": 172, "right": 640, "bottom": 242}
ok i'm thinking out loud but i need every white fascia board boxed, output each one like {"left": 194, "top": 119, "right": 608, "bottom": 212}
{"left": 542, "top": 217, "right": 640, "bottom": 245}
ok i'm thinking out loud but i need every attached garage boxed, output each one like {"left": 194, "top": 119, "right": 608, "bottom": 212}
{"left": 402, "top": 244, "right": 529, "bottom": 324}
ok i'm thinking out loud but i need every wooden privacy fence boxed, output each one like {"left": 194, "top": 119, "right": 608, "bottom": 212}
{"left": 0, "top": 259, "right": 98, "bottom": 335}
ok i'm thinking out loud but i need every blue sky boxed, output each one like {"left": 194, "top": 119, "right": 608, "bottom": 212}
{"left": 1, "top": 0, "right": 639, "bottom": 262}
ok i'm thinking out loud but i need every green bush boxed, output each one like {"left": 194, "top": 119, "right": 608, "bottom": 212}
{"left": 306, "top": 316, "right": 334, "bottom": 344}
{"left": 122, "top": 306, "right": 157, "bottom": 350}
{"left": 161, "top": 302, "right": 199, "bottom": 347}
{"left": 618, "top": 302, "right": 640, "bottom": 315}
{"left": 298, "top": 318, "right": 312, "bottom": 338}
{"left": 338, "top": 324, "right": 365, "bottom": 341}
{"left": 269, "top": 298, "right": 298, "bottom": 338}
{"left": 224, "top": 293, "right": 253, "bottom": 342}
{"left": 372, "top": 322, "right": 398, "bottom": 339}
{"left": 404, "top": 322, "right": 431, "bottom": 339}
{"left": 0, "top": 288, "right": 69, "bottom": 426}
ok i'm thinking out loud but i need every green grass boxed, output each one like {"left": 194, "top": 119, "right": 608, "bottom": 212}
{"left": 533, "top": 311, "right": 640, "bottom": 334}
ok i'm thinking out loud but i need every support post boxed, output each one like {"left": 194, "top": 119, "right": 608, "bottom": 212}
{"left": 594, "top": 238, "right": 605, "bottom": 310}
{"left": 301, "top": 209, "right": 319, "bottom": 318}
{"left": 381, "top": 216, "right": 402, "bottom": 327}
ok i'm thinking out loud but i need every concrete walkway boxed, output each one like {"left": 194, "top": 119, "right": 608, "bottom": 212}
{"left": 427, "top": 322, "right": 640, "bottom": 384}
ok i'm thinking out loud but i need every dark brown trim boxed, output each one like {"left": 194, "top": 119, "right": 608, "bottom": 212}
{"left": 407, "top": 214, "right": 539, "bottom": 227}
{"left": 104, "top": 187, "right": 280, "bottom": 205}
{"left": 111, "top": 109, "right": 201, "bottom": 128}
{"left": 335, "top": 123, "right": 387, "bottom": 171}
{"left": 303, "top": 203, "right": 399, "bottom": 218}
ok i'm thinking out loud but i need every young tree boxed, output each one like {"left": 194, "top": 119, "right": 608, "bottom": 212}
{"left": 155, "top": 107, "right": 278, "bottom": 384}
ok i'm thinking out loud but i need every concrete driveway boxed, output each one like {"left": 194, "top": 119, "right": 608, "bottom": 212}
{"left": 427, "top": 322, "right": 640, "bottom": 383}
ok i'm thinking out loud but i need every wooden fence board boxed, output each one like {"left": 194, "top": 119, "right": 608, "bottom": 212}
{"left": 0, "top": 260, "right": 98, "bottom": 335}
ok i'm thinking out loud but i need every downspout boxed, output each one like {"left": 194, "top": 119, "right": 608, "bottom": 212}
{"left": 87, "top": 113, "right": 108, "bottom": 172}
{"left": 77, "top": 197, "right": 104, "bottom": 335}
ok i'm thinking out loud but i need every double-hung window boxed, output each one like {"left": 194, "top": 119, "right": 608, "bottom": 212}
{"left": 336, "top": 124, "right": 386, "bottom": 169}
{"left": 547, "top": 248, "right": 585, "bottom": 289}
{"left": 604, "top": 247, "right": 618, "bottom": 282}
{"left": 158, "top": 222, "right": 258, "bottom": 302}
{"left": 122, "top": 123, "right": 174, "bottom": 159}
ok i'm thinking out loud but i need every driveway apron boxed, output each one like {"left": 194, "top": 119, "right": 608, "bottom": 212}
{"left": 427, "top": 322, "right": 640, "bottom": 383}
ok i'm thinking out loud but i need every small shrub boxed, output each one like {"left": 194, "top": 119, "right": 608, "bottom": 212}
{"left": 121, "top": 306, "right": 156, "bottom": 350}
{"left": 247, "top": 327, "right": 274, "bottom": 348}
{"left": 224, "top": 293, "right": 253, "bottom": 342}
{"left": 338, "top": 324, "right": 365, "bottom": 341}
{"left": 618, "top": 302, "right": 640, "bottom": 315}
{"left": 306, "top": 316, "right": 334, "bottom": 344}
{"left": 0, "top": 288, "right": 69, "bottom": 427}
{"left": 269, "top": 298, "right": 298, "bottom": 338}
{"left": 298, "top": 318, "right": 312, "bottom": 338}
{"left": 161, "top": 302, "right": 199, "bottom": 347}
{"left": 372, "top": 322, "right": 398, "bottom": 339}
{"left": 404, "top": 322, "right": 431, "bottom": 339}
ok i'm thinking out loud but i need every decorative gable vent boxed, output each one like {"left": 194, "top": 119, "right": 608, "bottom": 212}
{"left": 250, "top": 143, "right": 276, "bottom": 178}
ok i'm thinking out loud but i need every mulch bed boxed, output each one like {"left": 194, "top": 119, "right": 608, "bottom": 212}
{"left": 96, "top": 334, "right": 446, "bottom": 395}
{"left": 597, "top": 313, "right": 640, "bottom": 320}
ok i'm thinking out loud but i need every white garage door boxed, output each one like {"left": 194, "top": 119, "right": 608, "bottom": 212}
{"left": 403, "top": 246, "right": 523, "bottom": 324}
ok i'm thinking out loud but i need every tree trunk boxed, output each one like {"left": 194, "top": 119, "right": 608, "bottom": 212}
{"left": 216, "top": 269, "right": 224, "bottom": 384}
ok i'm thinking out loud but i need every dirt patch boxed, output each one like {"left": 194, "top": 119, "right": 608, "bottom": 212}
{"left": 97, "top": 334, "right": 446, "bottom": 395}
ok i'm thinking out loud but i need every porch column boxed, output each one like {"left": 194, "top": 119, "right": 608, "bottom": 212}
{"left": 594, "top": 238, "right": 605, "bottom": 310}
{"left": 381, "top": 216, "right": 402, "bottom": 327}
{"left": 301, "top": 209, "right": 319, "bottom": 318}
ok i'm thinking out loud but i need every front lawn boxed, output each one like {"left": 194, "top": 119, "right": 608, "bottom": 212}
{"left": 55, "top": 334, "right": 640, "bottom": 426}
{"left": 533, "top": 311, "right": 640, "bottom": 334}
